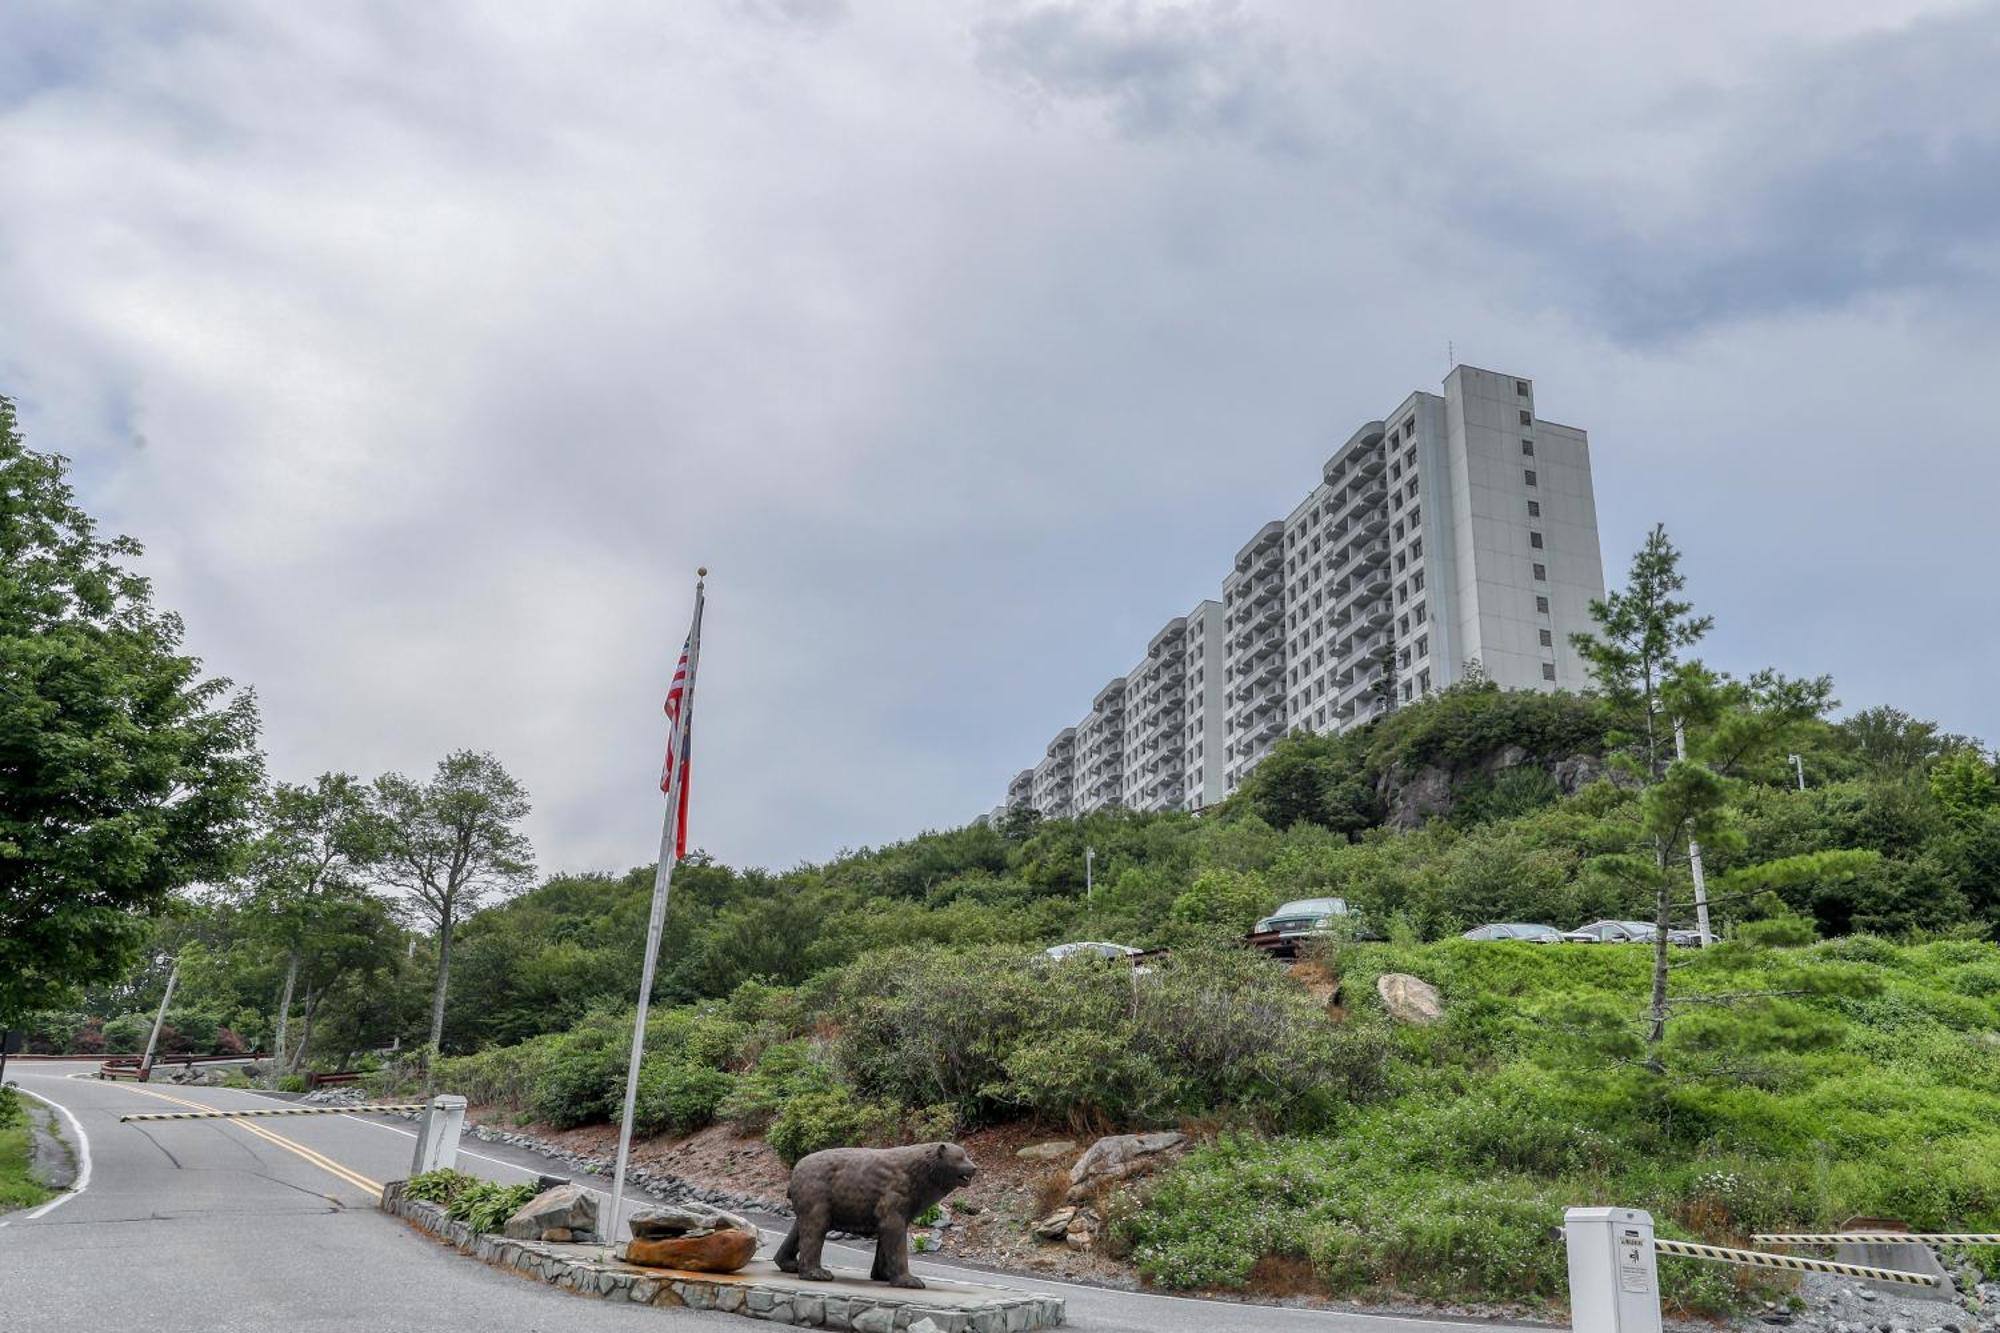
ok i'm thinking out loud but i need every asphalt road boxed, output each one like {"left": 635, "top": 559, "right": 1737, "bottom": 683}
{"left": 0, "top": 1063, "right": 1548, "bottom": 1333}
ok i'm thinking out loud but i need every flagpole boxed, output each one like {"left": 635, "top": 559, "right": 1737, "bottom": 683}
{"left": 607, "top": 568, "right": 705, "bottom": 1255}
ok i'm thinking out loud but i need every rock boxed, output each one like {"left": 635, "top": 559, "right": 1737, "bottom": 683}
{"left": 621, "top": 1203, "right": 758, "bottom": 1273}
{"left": 1033, "top": 1208, "right": 1076, "bottom": 1239}
{"left": 1015, "top": 1140, "right": 1078, "bottom": 1163}
{"left": 503, "top": 1183, "right": 601, "bottom": 1243}
{"left": 910, "top": 1320, "right": 943, "bottom": 1333}
{"left": 1376, "top": 973, "right": 1443, "bottom": 1025}
{"left": 619, "top": 1228, "right": 758, "bottom": 1273}
{"left": 629, "top": 1202, "right": 755, "bottom": 1240}
{"left": 1065, "top": 1132, "right": 1186, "bottom": 1201}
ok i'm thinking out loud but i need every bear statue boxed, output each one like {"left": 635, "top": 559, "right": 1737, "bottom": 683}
{"left": 774, "top": 1142, "right": 978, "bottom": 1288}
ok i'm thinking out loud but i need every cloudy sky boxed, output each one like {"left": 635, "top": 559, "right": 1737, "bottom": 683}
{"left": 4, "top": 2, "right": 1997, "bottom": 877}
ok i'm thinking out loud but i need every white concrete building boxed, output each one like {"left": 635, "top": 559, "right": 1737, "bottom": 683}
{"left": 1073, "top": 678, "right": 1128, "bottom": 814}
{"left": 1001, "top": 365, "right": 1604, "bottom": 815}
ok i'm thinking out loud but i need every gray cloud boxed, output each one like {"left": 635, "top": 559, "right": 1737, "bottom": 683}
{"left": 973, "top": 1, "right": 1295, "bottom": 142}
{"left": 1, "top": 2, "right": 1995, "bottom": 876}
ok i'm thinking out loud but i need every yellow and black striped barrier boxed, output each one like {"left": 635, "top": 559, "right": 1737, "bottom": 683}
{"left": 1651, "top": 1238, "right": 1940, "bottom": 1288}
{"left": 118, "top": 1104, "right": 425, "bottom": 1122}
{"left": 1754, "top": 1232, "right": 2000, "bottom": 1246}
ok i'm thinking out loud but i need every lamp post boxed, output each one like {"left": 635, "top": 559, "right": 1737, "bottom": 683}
{"left": 1084, "top": 846, "right": 1095, "bottom": 906}
{"left": 1789, "top": 754, "right": 1806, "bottom": 792}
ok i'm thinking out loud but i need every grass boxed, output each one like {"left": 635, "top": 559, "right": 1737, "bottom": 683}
{"left": 1120, "top": 936, "right": 2000, "bottom": 1315}
{"left": 0, "top": 1090, "right": 55, "bottom": 1213}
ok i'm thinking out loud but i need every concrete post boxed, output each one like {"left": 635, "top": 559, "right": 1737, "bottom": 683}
{"left": 1565, "top": 1206, "right": 1663, "bottom": 1333}
{"left": 409, "top": 1094, "right": 468, "bottom": 1176}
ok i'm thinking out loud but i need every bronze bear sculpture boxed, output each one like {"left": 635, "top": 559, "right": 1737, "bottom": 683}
{"left": 775, "top": 1142, "right": 978, "bottom": 1288}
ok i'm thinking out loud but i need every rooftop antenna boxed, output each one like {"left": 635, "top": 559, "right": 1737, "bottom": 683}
{"left": 1448, "top": 340, "right": 1455, "bottom": 369}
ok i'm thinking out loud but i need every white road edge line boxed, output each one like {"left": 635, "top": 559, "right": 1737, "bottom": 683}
{"left": 3, "top": 1082, "right": 93, "bottom": 1225}
{"left": 43, "top": 1071, "right": 1510, "bottom": 1329}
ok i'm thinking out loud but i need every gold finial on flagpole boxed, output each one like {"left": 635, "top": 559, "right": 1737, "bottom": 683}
{"left": 697, "top": 567, "right": 708, "bottom": 578}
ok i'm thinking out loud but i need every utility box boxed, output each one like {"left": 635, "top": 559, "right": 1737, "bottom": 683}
{"left": 1565, "top": 1206, "right": 1663, "bottom": 1333}
{"left": 409, "top": 1094, "right": 468, "bottom": 1176}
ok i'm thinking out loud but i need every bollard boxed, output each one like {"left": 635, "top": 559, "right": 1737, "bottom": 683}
{"left": 409, "top": 1094, "right": 468, "bottom": 1176}
{"left": 1564, "top": 1206, "right": 1663, "bottom": 1333}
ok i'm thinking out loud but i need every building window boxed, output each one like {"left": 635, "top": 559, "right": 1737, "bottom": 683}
{"left": 1392, "top": 520, "right": 1403, "bottom": 540}
{"left": 1410, "top": 538, "right": 1422, "bottom": 558}
{"left": 1519, "top": 409, "right": 1532, "bottom": 426}
{"left": 1412, "top": 570, "right": 1425, "bottom": 592}
{"left": 1533, "top": 562, "right": 1547, "bottom": 580}
{"left": 1412, "top": 601, "right": 1425, "bottom": 623}
{"left": 1536, "top": 595, "right": 1550, "bottom": 613}
{"left": 1416, "top": 634, "right": 1429, "bottom": 658}
{"left": 1539, "top": 628, "right": 1554, "bottom": 647}
{"left": 1521, "top": 439, "right": 1535, "bottom": 456}
{"left": 1404, "top": 416, "right": 1415, "bottom": 435}
{"left": 1418, "top": 669, "right": 1432, "bottom": 692}
{"left": 1524, "top": 469, "right": 1538, "bottom": 487}
{"left": 1395, "top": 552, "right": 1406, "bottom": 571}
{"left": 1401, "top": 681, "right": 1414, "bottom": 701}
{"left": 1530, "top": 531, "right": 1544, "bottom": 549}
{"left": 1542, "top": 662, "right": 1557, "bottom": 682}
{"left": 1398, "top": 615, "right": 1409, "bottom": 635}
{"left": 1409, "top": 506, "right": 1421, "bottom": 527}
{"left": 1527, "top": 500, "right": 1541, "bottom": 517}
{"left": 1515, "top": 380, "right": 1529, "bottom": 396}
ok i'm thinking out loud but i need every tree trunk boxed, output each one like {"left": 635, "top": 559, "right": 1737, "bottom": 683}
{"left": 425, "top": 898, "right": 454, "bottom": 1085}
{"left": 290, "top": 987, "right": 319, "bottom": 1073}
{"left": 270, "top": 951, "right": 299, "bottom": 1089}
{"left": 1646, "top": 836, "right": 1671, "bottom": 1075}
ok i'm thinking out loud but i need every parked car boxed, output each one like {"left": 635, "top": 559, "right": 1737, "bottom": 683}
{"left": 1561, "top": 919, "right": 1659, "bottom": 944}
{"left": 1666, "top": 928, "right": 1706, "bottom": 948}
{"left": 1040, "top": 941, "right": 1143, "bottom": 963}
{"left": 1248, "top": 897, "right": 1358, "bottom": 957}
{"left": 1462, "top": 922, "right": 1563, "bottom": 943}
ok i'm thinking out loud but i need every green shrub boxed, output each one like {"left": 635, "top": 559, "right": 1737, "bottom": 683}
{"left": 626, "top": 1059, "right": 736, "bottom": 1137}
{"left": 447, "top": 1179, "right": 540, "bottom": 1233}
{"left": 404, "top": 1167, "right": 473, "bottom": 1204}
{"left": 278, "top": 1074, "right": 307, "bottom": 1094}
{"left": 719, "top": 1040, "right": 839, "bottom": 1133}
{"left": 767, "top": 1087, "right": 898, "bottom": 1166}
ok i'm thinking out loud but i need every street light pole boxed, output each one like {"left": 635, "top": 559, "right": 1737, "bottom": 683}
{"left": 1789, "top": 753, "right": 1806, "bottom": 792}
{"left": 1084, "top": 846, "right": 1095, "bottom": 906}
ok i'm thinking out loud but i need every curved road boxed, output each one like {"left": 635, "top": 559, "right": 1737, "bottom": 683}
{"left": 0, "top": 1063, "right": 1546, "bottom": 1333}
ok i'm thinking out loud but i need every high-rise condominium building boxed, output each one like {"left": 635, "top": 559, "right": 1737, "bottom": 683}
{"left": 999, "top": 365, "right": 1605, "bottom": 818}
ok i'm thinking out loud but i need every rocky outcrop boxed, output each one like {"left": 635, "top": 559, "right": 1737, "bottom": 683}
{"left": 503, "top": 1181, "right": 600, "bottom": 1243}
{"left": 1376, "top": 974, "right": 1443, "bottom": 1025}
{"left": 1378, "top": 750, "right": 1617, "bottom": 831}
{"left": 1066, "top": 1131, "right": 1185, "bottom": 1202}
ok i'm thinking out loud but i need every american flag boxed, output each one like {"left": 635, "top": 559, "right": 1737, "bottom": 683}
{"left": 660, "top": 637, "right": 694, "bottom": 859}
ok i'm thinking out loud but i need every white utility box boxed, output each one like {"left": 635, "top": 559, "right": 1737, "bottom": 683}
{"left": 1564, "top": 1206, "right": 1662, "bottom": 1333}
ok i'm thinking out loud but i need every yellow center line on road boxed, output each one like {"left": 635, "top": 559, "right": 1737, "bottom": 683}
{"left": 104, "top": 1081, "right": 384, "bottom": 1199}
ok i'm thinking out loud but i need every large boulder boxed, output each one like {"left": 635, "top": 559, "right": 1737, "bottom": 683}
{"left": 1065, "top": 1132, "right": 1185, "bottom": 1203}
{"left": 1376, "top": 973, "right": 1443, "bottom": 1025}
{"left": 502, "top": 1182, "right": 600, "bottom": 1243}
{"left": 1015, "top": 1140, "right": 1077, "bottom": 1163}
{"left": 619, "top": 1202, "right": 757, "bottom": 1273}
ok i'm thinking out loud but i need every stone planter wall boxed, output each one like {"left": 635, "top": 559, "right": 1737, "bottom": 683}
{"left": 381, "top": 1180, "right": 1063, "bottom": 1332}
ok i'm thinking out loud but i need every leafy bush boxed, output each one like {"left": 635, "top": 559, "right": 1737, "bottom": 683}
{"left": 448, "top": 1179, "right": 540, "bottom": 1233}
{"left": 277, "top": 1074, "right": 306, "bottom": 1093}
{"left": 625, "top": 1058, "right": 736, "bottom": 1137}
{"left": 766, "top": 1086, "right": 898, "bottom": 1166}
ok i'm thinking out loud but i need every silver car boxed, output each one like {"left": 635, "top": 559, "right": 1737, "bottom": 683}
{"left": 1561, "top": 919, "right": 1658, "bottom": 944}
{"left": 1462, "top": 922, "right": 1563, "bottom": 943}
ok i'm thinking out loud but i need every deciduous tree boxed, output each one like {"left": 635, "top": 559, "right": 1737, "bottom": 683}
{"left": 373, "top": 751, "right": 534, "bottom": 1065}
{"left": 0, "top": 398, "right": 261, "bottom": 1022}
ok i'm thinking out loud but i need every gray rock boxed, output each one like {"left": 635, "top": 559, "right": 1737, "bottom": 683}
{"left": 629, "top": 1200, "right": 756, "bottom": 1239}
{"left": 1376, "top": 973, "right": 1443, "bottom": 1025}
{"left": 852, "top": 1308, "right": 895, "bottom": 1333}
{"left": 1014, "top": 1140, "right": 1077, "bottom": 1163}
{"left": 502, "top": 1182, "right": 600, "bottom": 1242}
{"left": 1066, "top": 1131, "right": 1186, "bottom": 1201}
